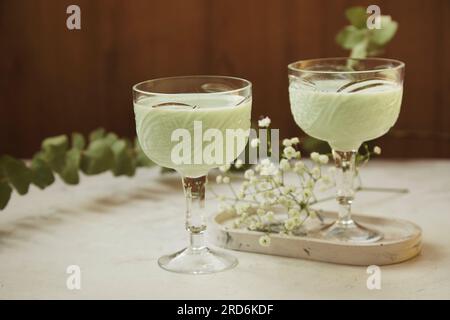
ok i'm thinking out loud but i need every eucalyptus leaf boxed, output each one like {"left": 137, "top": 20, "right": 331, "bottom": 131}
{"left": 80, "top": 140, "right": 114, "bottom": 175}
{"left": 0, "top": 181, "right": 12, "bottom": 210}
{"left": 42, "top": 135, "right": 69, "bottom": 172}
{"left": 89, "top": 128, "right": 106, "bottom": 142}
{"left": 345, "top": 6, "right": 367, "bottom": 29}
{"left": 72, "top": 132, "right": 85, "bottom": 150}
{"left": 103, "top": 132, "right": 119, "bottom": 146}
{"left": 42, "top": 135, "right": 69, "bottom": 152}
{"left": 336, "top": 26, "right": 367, "bottom": 49}
{"left": 111, "top": 139, "right": 136, "bottom": 176}
{"left": 0, "top": 155, "right": 32, "bottom": 195}
{"left": 60, "top": 149, "right": 81, "bottom": 184}
{"left": 370, "top": 16, "right": 398, "bottom": 45}
{"left": 30, "top": 156, "right": 55, "bottom": 189}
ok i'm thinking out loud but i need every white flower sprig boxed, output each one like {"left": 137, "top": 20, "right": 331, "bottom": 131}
{"left": 211, "top": 116, "right": 383, "bottom": 246}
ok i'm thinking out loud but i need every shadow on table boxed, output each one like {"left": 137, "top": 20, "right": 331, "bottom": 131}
{"left": 154, "top": 173, "right": 182, "bottom": 191}
{"left": 82, "top": 185, "right": 168, "bottom": 213}
{"left": 0, "top": 182, "right": 172, "bottom": 250}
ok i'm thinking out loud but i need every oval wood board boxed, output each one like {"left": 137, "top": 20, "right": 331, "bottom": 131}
{"left": 210, "top": 211, "right": 422, "bottom": 266}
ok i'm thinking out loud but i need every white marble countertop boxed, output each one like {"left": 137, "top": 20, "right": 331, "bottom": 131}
{"left": 0, "top": 160, "right": 449, "bottom": 299}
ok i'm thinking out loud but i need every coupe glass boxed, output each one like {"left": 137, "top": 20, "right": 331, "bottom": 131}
{"left": 288, "top": 58, "right": 405, "bottom": 243}
{"left": 133, "top": 76, "right": 252, "bottom": 273}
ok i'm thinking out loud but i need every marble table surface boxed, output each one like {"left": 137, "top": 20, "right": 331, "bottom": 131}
{"left": 0, "top": 160, "right": 449, "bottom": 299}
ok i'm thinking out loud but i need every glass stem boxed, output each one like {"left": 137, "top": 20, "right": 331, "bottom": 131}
{"left": 332, "top": 150, "right": 356, "bottom": 225}
{"left": 182, "top": 176, "right": 207, "bottom": 251}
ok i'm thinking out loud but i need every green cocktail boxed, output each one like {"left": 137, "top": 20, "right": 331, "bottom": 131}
{"left": 135, "top": 94, "right": 251, "bottom": 178}
{"left": 288, "top": 58, "right": 405, "bottom": 243}
{"left": 133, "top": 76, "right": 252, "bottom": 274}
{"left": 289, "top": 79, "right": 403, "bottom": 152}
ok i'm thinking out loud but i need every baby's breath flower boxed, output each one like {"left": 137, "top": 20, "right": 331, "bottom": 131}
{"left": 264, "top": 190, "right": 275, "bottom": 199}
{"left": 219, "top": 164, "right": 231, "bottom": 172}
{"left": 288, "top": 208, "right": 300, "bottom": 217}
{"left": 273, "top": 175, "right": 282, "bottom": 184}
{"left": 311, "top": 166, "right": 321, "bottom": 179}
{"left": 257, "top": 181, "right": 270, "bottom": 190}
{"left": 236, "top": 203, "right": 250, "bottom": 216}
{"left": 286, "top": 199, "right": 296, "bottom": 208}
{"left": 265, "top": 211, "right": 275, "bottom": 221}
{"left": 260, "top": 160, "right": 278, "bottom": 176}
{"left": 302, "top": 188, "right": 313, "bottom": 199}
{"left": 293, "top": 161, "right": 305, "bottom": 174}
{"left": 220, "top": 141, "right": 377, "bottom": 235}
{"left": 249, "top": 222, "right": 258, "bottom": 230}
{"left": 281, "top": 186, "right": 290, "bottom": 195}
{"left": 244, "top": 169, "right": 254, "bottom": 180}
{"left": 373, "top": 146, "right": 382, "bottom": 155}
{"left": 310, "top": 152, "right": 320, "bottom": 162}
{"left": 250, "top": 138, "right": 260, "bottom": 148}
{"left": 292, "top": 216, "right": 302, "bottom": 225}
{"left": 277, "top": 196, "right": 288, "bottom": 206}
{"left": 282, "top": 139, "right": 292, "bottom": 147}
{"left": 234, "top": 159, "right": 244, "bottom": 169}
{"left": 259, "top": 235, "right": 271, "bottom": 247}
{"left": 280, "top": 159, "right": 291, "bottom": 171}
{"left": 284, "top": 219, "right": 296, "bottom": 231}
{"left": 283, "top": 146, "right": 300, "bottom": 160}
{"left": 258, "top": 117, "right": 271, "bottom": 128}
{"left": 318, "top": 154, "right": 329, "bottom": 164}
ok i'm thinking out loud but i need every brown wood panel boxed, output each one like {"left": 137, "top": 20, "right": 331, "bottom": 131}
{"left": 384, "top": 0, "right": 444, "bottom": 157}
{"left": 441, "top": 0, "right": 450, "bottom": 158}
{"left": 209, "top": 0, "right": 291, "bottom": 137}
{"left": 0, "top": 0, "right": 449, "bottom": 158}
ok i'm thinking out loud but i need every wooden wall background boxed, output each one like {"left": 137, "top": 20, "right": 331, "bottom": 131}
{"left": 0, "top": 0, "right": 449, "bottom": 158}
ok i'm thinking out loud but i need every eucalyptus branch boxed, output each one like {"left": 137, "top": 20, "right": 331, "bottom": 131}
{"left": 0, "top": 128, "right": 155, "bottom": 210}
{"left": 336, "top": 6, "right": 398, "bottom": 59}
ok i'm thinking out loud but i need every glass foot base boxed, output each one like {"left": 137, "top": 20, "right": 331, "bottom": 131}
{"left": 321, "top": 220, "right": 383, "bottom": 243}
{"left": 158, "top": 247, "right": 238, "bottom": 274}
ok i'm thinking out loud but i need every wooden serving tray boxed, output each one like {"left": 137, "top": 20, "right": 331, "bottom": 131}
{"left": 210, "top": 211, "right": 422, "bottom": 266}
